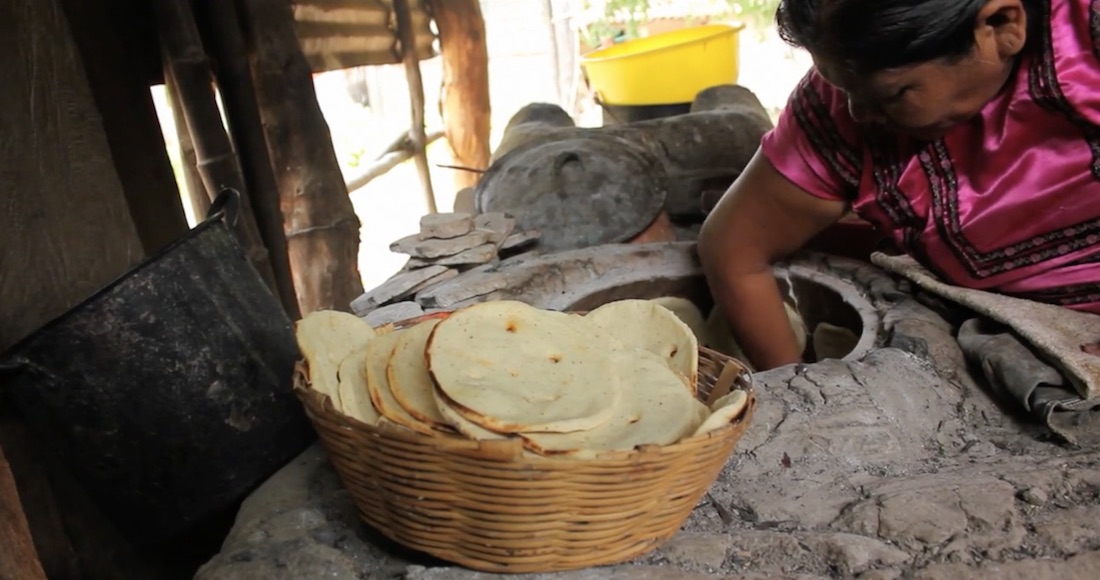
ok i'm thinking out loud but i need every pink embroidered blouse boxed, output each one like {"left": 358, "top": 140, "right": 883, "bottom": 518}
{"left": 761, "top": 0, "right": 1100, "bottom": 313}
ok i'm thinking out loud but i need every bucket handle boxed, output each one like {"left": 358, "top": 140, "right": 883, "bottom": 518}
{"left": 205, "top": 188, "right": 241, "bottom": 229}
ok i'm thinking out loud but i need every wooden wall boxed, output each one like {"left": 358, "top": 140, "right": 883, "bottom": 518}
{"left": 0, "top": 0, "right": 189, "bottom": 577}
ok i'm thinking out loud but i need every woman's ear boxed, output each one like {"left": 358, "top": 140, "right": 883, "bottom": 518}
{"left": 975, "top": 0, "right": 1028, "bottom": 58}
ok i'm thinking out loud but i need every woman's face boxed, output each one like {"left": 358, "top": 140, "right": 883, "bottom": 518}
{"left": 812, "top": 0, "right": 1029, "bottom": 141}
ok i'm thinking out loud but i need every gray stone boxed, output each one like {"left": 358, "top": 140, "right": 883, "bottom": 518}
{"left": 391, "top": 230, "right": 492, "bottom": 259}
{"left": 361, "top": 301, "right": 424, "bottom": 328}
{"left": 501, "top": 229, "right": 541, "bottom": 251}
{"left": 350, "top": 265, "right": 450, "bottom": 314}
{"left": 419, "top": 212, "right": 473, "bottom": 240}
{"left": 473, "top": 212, "right": 516, "bottom": 245}
{"left": 408, "top": 244, "right": 498, "bottom": 268}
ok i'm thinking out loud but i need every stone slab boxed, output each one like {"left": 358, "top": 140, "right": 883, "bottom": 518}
{"left": 408, "top": 243, "right": 498, "bottom": 269}
{"left": 473, "top": 212, "right": 515, "bottom": 245}
{"left": 419, "top": 212, "right": 473, "bottom": 240}
{"left": 361, "top": 301, "right": 424, "bottom": 328}
{"left": 391, "top": 230, "right": 492, "bottom": 259}
{"left": 350, "top": 265, "right": 449, "bottom": 315}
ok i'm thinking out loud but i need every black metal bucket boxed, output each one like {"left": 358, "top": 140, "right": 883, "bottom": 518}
{"left": 0, "top": 190, "right": 314, "bottom": 546}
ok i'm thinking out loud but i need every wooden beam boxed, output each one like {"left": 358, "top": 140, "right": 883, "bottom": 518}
{"left": 164, "top": 68, "right": 211, "bottom": 223}
{"left": 394, "top": 0, "right": 437, "bottom": 213}
{"left": 193, "top": 0, "right": 301, "bottom": 320}
{"left": 0, "top": 442, "right": 47, "bottom": 580}
{"left": 239, "top": 0, "right": 366, "bottom": 315}
{"left": 428, "top": 0, "right": 491, "bottom": 193}
{"left": 153, "top": 0, "right": 280, "bottom": 295}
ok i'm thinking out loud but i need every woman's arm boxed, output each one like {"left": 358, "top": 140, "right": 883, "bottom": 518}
{"left": 698, "top": 149, "right": 848, "bottom": 370}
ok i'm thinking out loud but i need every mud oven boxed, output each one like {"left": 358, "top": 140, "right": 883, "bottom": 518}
{"left": 199, "top": 241, "right": 1100, "bottom": 580}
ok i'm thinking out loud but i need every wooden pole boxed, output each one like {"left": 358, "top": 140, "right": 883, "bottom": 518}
{"left": 346, "top": 128, "right": 446, "bottom": 194}
{"left": 393, "top": 0, "right": 437, "bottom": 213}
{"left": 427, "top": 0, "right": 491, "bottom": 192}
{"left": 0, "top": 442, "right": 48, "bottom": 580}
{"left": 153, "top": 0, "right": 280, "bottom": 294}
{"left": 164, "top": 67, "right": 211, "bottom": 223}
{"left": 193, "top": 0, "right": 301, "bottom": 320}
{"left": 238, "top": 0, "right": 365, "bottom": 315}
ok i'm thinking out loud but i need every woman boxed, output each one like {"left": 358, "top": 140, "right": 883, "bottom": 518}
{"left": 698, "top": 0, "right": 1100, "bottom": 371}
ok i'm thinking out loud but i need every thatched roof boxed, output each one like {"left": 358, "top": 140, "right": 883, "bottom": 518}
{"left": 293, "top": 0, "right": 438, "bottom": 73}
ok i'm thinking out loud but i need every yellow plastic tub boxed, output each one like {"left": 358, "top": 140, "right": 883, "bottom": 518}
{"left": 581, "top": 23, "right": 746, "bottom": 106}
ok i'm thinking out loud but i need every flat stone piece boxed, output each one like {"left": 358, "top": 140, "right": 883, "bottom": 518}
{"left": 361, "top": 301, "right": 424, "bottom": 328}
{"left": 408, "top": 267, "right": 459, "bottom": 295}
{"left": 350, "top": 265, "right": 449, "bottom": 315}
{"left": 390, "top": 230, "right": 492, "bottom": 259}
{"left": 473, "top": 212, "right": 515, "bottom": 245}
{"left": 418, "top": 212, "right": 473, "bottom": 240}
{"left": 500, "top": 229, "right": 540, "bottom": 251}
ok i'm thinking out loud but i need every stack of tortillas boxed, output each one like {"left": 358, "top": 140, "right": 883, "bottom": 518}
{"left": 295, "top": 299, "right": 750, "bottom": 458}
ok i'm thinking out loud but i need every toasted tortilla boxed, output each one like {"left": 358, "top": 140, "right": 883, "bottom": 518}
{"left": 431, "top": 384, "right": 508, "bottom": 440}
{"left": 365, "top": 328, "right": 435, "bottom": 435}
{"left": 386, "top": 319, "right": 449, "bottom": 429}
{"left": 520, "top": 351, "right": 700, "bottom": 457}
{"left": 649, "top": 296, "right": 709, "bottom": 344}
{"left": 693, "top": 390, "right": 749, "bottom": 436}
{"left": 812, "top": 322, "right": 860, "bottom": 361}
{"left": 586, "top": 299, "right": 699, "bottom": 389}
{"left": 335, "top": 348, "right": 382, "bottom": 425}
{"left": 295, "top": 310, "right": 376, "bottom": 405}
{"left": 427, "top": 300, "right": 622, "bottom": 434}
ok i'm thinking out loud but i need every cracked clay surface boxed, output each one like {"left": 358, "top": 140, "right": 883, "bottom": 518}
{"left": 196, "top": 253, "right": 1100, "bottom": 580}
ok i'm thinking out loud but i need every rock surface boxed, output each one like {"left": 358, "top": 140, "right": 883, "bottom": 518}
{"left": 198, "top": 249, "right": 1100, "bottom": 580}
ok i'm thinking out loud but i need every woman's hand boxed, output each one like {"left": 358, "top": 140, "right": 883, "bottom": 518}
{"left": 698, "top": 150, "right": 848, "bottom": 370}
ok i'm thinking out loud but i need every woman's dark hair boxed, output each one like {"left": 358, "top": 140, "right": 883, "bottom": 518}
{"left": 776, "top": 0, "right": 1040, "bottom": 75}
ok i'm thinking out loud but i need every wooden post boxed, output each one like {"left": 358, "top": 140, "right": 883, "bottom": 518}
{"left": 428, "top": 0, "right": 491, "bottom": 192}
{"left": 193, "top": 0, "right": 301, "bottom": 320}
{"left": 153, "top": 0, "right": 280, "bottom": 295}
{"left": 164, "top": 69, "right": 211, "bottom": 223}
{"left": 394, "top": 0, "right": 437, "bottom": 213}
{"left": 0, "top": 442, "right": 47, "bottom": 580}
{"left": 238, "top": 0, "right": 366, "bottom": 314}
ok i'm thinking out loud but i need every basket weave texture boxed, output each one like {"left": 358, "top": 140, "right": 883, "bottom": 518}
{"left": 294, "top": 320, "right": 756, "bottom": 574}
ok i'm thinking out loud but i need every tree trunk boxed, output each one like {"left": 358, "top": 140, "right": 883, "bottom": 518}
{"left": 428, "top": 0, "right": 491, "bottom": 192}
{"left": 238, "top": 0, "right": 365, "bottom": 315}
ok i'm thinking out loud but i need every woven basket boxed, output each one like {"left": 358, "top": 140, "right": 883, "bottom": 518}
{"left": 293, "top": 312, "right": 757, "bottom": 574}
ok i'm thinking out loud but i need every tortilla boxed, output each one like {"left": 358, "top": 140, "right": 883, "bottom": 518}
{"left": 365, "top": 328, "right": 435, "bottom": 435}
{"left": 336, "top": 348, "right": 381, "bottom": 425}
{"left": 295, "top": 310, "right": 376, "bottom": 405}
{"left": 586, "top": 299, "right": 699, "bottom": 389}
{"left": 649, "top": 296, "right": 709, "bottom": 344}
{"left": 386, "top": 319, "right": 449, "bottom": 429}
{"left": 520, "top": 351, "right": 700, "bottom": 456}
{"left": 427, "top": 300, "right": 622, "bottom": 434}
{"left": 431, "top": 385, "right": 508, "bottom": 440}
{"left": 693, "top": 390, "right": 749, "bottom": 437}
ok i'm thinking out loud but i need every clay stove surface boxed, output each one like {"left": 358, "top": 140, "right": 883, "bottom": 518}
{"left": 196, "top": 246, "right": 1100, "bottom": 580}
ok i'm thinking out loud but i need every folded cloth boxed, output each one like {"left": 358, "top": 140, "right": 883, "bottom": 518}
{"left": 872, "top": 253, "right": 1100, "bottom": 443}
